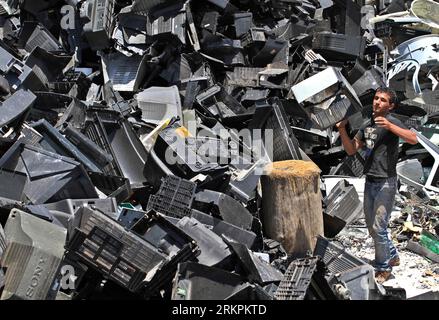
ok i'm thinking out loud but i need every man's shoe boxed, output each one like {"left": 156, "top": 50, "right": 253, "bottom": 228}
{"left": 375, "top": 271, "right": 392, "bottom": 284}
{"left": 389, "top": 256, "right": 400, "bottom": 267}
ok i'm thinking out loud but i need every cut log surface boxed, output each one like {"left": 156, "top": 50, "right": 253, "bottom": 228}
{"left": 261, "top": 160, "right": 324, "bottom": 256}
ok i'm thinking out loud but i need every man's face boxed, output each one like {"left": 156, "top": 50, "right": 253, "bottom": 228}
{"left": 373, "top": 91, "right": 394, "bottom": 116}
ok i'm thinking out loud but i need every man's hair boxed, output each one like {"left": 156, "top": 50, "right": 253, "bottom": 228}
{"left": 375, "top": 87, "right": 398, "bottom": 106}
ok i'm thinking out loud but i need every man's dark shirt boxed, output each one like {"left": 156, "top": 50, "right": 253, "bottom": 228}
{"left": 355, "top": 114, "right": 408, "bottom": 178}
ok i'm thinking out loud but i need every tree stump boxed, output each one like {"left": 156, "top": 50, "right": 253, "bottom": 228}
{"left": 261, "top": 160, "right": 323, "bottom": 256}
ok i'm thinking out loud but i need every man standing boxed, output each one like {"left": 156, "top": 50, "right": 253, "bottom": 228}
{"left": 336, "top": 87, "right": 418, "bottom": 283}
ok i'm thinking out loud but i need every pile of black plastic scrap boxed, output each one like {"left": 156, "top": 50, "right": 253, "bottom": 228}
{"left": 0, "top": 0, "right": 438, "bottom": 300}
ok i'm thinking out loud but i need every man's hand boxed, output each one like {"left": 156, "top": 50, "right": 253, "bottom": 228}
{"left": 336, "top": 119, "right": 348, "bottom": 129}
{"left": 336, "top": 119, "right": 362, "bottom": 155}
{"left": 375, "top": 116, "right": 391, "bottom": 130}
